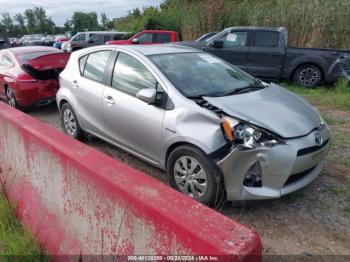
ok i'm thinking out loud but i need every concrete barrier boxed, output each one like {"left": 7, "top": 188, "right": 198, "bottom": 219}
{"left": 0, "top": 102, "right": 261, "bottom": 259}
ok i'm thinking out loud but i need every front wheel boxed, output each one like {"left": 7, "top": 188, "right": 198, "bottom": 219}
{"left": 60, "top": 103, "right": 84, "bottom": 140}
{"left": 293, "top": 64, "right": 322, "bottom": 88}
{"left": 167, "top": 145, "right": 221, "bottom": 206}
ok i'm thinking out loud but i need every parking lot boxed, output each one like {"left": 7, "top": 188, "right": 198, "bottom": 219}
{"left": 28, "top": 92, "right": 350, "bottom": 256}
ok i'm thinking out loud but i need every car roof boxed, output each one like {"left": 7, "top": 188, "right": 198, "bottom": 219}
{"left": 7, "top": 46, "right": 62, "bottom": 56}
{"left": 141, "top": 30, "right": 176, "bottom": 34}
{"left": 225, "top": 26, "right": 286, "bottom": 32}
{"left": 108, "top": 44, "right": 198, "bottom": 56}
{"left": 77, "top": 31, "right": 130, "bottom": 34}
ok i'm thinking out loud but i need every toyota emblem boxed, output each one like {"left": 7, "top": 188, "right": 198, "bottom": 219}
{"left": 315, "top": 132, "right": 323, "bottom": 145}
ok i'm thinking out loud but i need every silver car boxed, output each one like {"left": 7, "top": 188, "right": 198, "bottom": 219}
{"left": 57, "top": 45, "right": 330, "bottom": 206}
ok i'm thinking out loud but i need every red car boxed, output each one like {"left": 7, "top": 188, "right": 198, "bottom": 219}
{"left": 0, "top": 46, "right": 70, "bottom": 109}
{"left": 106, "top": 30, "right": 178, "bottom": 45}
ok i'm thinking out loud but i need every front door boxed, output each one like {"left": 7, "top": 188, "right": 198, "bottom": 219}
{"left": 103, "top": 52, "right": 165, "bottom": 164}
{"left": 206, "top": 30, "right": 250, "bottom": 71}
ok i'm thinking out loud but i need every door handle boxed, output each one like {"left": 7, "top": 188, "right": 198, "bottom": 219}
{"left": 72, "top": 80, "right": 79, "bottom": 88}
{"left": 104, "top": 96, "right": 115, "bottom": 105}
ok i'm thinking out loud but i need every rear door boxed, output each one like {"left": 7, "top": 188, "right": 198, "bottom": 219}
{"left": 247, "top": 30, "right": 285, "bottom": 78}
{"left": 73, "top": 49, "right": 112, "bottom": 135}
{"left": 206, "top": 30, "right": 250, "bottom": 70}
{"left": 102, "top": 51, "right": 165, "bottom": 164}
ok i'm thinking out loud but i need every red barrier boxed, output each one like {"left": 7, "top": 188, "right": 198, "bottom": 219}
{"left": 0, "top": 102, "right": 261, "bottom": 259}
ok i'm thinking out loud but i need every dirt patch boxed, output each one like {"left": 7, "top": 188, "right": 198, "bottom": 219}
{"left": 28, "top": 104, "right": 350, "bottom": 256}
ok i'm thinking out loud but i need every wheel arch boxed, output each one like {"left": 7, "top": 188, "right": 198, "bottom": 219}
{"left": 290, "top": 62, "right": 325, "bottom": 81}
{"left": 164, "top": 141, "right": 211, "bottom": 169}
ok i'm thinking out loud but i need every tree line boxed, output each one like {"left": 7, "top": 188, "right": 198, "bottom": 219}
{"left": 1, "top": 0, "right": 350, "bottom": 49}
{"left": 0, "top": 7, "right": 114, "bottom": 37}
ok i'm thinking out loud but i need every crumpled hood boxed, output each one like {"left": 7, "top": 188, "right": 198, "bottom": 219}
{"left": 203, "top": 84, "right": 322, "bottom": 138}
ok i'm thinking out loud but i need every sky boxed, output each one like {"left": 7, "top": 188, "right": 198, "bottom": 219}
{"left": 0, "top": 0, "right": 164, "bottom": 26}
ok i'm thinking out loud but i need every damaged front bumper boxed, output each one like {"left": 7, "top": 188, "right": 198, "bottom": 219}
{"left": 217, "top": 126, "right": 331, "bottom": 201}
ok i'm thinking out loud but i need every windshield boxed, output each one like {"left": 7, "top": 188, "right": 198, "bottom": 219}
{"left": 149, "top": 52, "right": 257, "bottom": 97}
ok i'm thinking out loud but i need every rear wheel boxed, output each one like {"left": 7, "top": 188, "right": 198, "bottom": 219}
{"left": 60, "top": 103, "right": 84, "bottom": 140}
{"left": 293, "top": 64, "right": 322, "bottom": 88}
{"left": 167, "top": 145, "right": 221, "bottom": 206}
{"left": 5, "top": 87, "right": 17, "bottom": 108}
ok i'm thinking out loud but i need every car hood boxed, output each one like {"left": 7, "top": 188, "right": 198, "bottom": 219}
{"left": 203, "top": 84, "right": 322, "bottom": 138}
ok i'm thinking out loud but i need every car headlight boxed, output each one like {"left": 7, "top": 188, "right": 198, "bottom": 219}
{"left": 319, "top": 114, "right": 328, "bottom": 129}
{"left": 221, "top": 116, "right": 283, "bottom": 149}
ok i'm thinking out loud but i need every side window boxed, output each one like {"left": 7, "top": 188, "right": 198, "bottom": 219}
{"left": 72, "top": 34, "right": 85, "bottom": 42}
{"left": 104, "top": 35, "right": 111, "bottom": 43}
{"left": 254, "top": 31, "right": 279, "bottom": 47}
{"left": 89, "top": 35, "right": 104, "bottom": 45}
{"left": 79, "top": 55, "right": 88, "bottom": 75}
{"left": 112, "top": 34, "right": 123, "bottom": 40}
{"left": 220, "top": 31, "right": 247, "bottom": 47}
{"left": 156, "top": 33, "right": 171, "bottom": 43}
{"left": 82, "top": 50, "right": 111, "bottom": 83}
{"left": 112, "top": 52, "right": 157, "bottom": 95}
{"left": 137, "top": 33, "right": 153, "bottom": 43}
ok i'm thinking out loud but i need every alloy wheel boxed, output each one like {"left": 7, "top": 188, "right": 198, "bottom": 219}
{"left": 299, "top": 67, "right": 318, "bottom": 87}
{"left": 174, "top": 156, "right": 208, "bottom": 199}
{"left": 63, "top": 108, "right": 77, "bottom": 136}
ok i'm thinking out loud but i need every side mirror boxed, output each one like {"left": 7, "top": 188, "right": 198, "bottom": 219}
{"left": 132, "top": 38, "right": 140, "bottom": 44}
{"left": 136, "top": 88, "right": 156, "bottom": 104}
{"left": 213, "top": 40, "right": 224, "bottom": 49}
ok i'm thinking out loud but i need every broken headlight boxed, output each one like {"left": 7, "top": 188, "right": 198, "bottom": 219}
{"left": 234, "top": 124, "right": 281, "bottom": 149}
{"left": 221, "top": 116, "right": 283, "bottom": 149}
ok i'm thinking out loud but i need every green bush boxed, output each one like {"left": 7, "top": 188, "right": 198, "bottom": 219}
{"left": 114, "top": 0, "right": 350, "bottom": 49}
{"left": 0, "top": 193, "right": 46, "bottom": 259}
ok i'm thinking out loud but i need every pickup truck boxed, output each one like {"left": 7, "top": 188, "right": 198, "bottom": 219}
{"left": 179, "top": 27, "right": 350, "bottom": 87}
{"left": 106, "top": 30, "right": 178, "bottom": 45}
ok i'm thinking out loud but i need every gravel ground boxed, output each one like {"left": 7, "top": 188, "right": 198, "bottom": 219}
{"left": 28, "top": 103, "right": 350, "bottom": 258}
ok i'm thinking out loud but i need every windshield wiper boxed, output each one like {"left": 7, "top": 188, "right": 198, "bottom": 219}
{"left": 222, "top": 84, "right": 266, "bottom": 96}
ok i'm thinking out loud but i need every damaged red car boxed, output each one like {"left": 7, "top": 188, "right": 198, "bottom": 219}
{"left": 0, "top": 46, "right": 70, "bottom": 109}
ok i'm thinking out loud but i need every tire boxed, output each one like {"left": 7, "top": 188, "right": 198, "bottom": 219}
{"left": 60, "top": 103, "right": 84, "bottom": 140}
{"left": 293, "top": 64, "right": 322, "bottom": 88}
{"left": 167, "top": 145, "right": 221, "bottom": 206}
{"left": 5, "top": 87, "right": 18, "bottom": 108}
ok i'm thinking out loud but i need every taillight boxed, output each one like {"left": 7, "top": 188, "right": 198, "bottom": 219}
{"left": 17, "top": 73, "right": 37, "bottom": 83}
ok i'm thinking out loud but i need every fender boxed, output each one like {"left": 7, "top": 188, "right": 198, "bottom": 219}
{"left": 287, "top": 55, "right": 328, "bottom": 79}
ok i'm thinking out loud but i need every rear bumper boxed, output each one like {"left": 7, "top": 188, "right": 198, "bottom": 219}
{"left": 14, "top": 81, "right": 59, "bottom": 107}
{"left": 217, "top": 126, "right": 330, "bottom": 201}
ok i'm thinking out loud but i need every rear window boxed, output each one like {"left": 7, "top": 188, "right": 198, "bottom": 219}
{"left": 81, "top": 50, "right": 111, "bottom": 83}
{"left": 156, "top": 33, "right": 171, "bottom": 43}
{"left": 17, "top": 51, "right": 60, "bottom": 63}
{"left": 254, "top": 31, "right": 279, "bottom": 47}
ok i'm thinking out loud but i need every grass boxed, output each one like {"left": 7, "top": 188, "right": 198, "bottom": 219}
{"left": 285, "top": 79, "right": 350, "bottom": 169}
{"left": 283, "top": 79, "right": 350, "bottom": 111}
{"left": 344, "top": 207, "right": 350, "bottom": 216}
{"left": 0, "top": 193, "right": 46, "bottom": 260}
